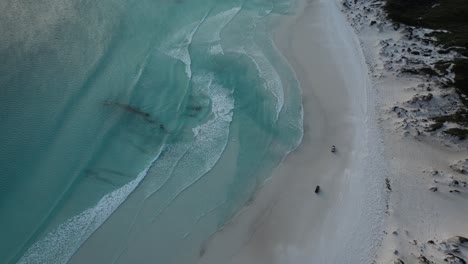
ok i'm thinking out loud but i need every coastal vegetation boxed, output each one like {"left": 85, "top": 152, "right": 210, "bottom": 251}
{"left": 385, "top": 0, "right": 468, "bottom": 140}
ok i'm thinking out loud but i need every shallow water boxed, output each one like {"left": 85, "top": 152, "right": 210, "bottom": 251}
{"left": 0, "top": 0, "right": 302, "bottom": 263}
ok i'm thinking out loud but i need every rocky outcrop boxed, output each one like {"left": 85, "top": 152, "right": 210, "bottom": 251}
{"left": 451, "top": 159, "right": 468, "bottom": 175}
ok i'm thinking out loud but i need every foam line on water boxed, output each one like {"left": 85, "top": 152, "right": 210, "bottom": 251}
{"left": 110, "top": 140, "right": 202, "bottom": 264}
{"left": 270, "top": 35, "right": 305, "bottom": 147}
{"left": 159, "top": 12, "right": 210, "bottom": 78}
{"left": 242, "top": 46, "right": 284, "bottom": 120}
{"left": 182, "top": 200, "right": 227, "bottom": 239}
{"left": 194, "top": 6, "right": 242, "bottom": 54}
{"left": 17, "top": 151, "right": 163, "bottom": 264}
{"left": 110, "top": 141, "right": 195, "bottom": 264}
{"left": 143, "top": 143, "right": 192, "bottom": 199}
{"left": 150, "top": 72, "right": 234, "bottom": 222}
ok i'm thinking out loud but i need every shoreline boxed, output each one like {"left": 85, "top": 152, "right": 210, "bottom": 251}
{"left": 198, "top": 0, "right": 387, "bottom": 262}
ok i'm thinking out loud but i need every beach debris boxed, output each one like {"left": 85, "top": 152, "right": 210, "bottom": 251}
{"left": 449, "top": 190, "right": 460, "bottom": 193}
{"left": 394, "top": 259, "right": 405, "bottom": 264}
{"left": 429, "top": 187, "right": 438, "bottom": 192}
{"left": 394, "top": 250, "right": 399, "bottom": 255}
{"left": 331, "top": 145, "right": 336, "bottom": 153}
{"left": 315, "top": 185, "right": 320, "bottom": 194}
{"left": 386, "top": 178, "right": 392, "bottom": 191}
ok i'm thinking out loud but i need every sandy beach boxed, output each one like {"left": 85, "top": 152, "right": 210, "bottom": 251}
{"left": 198, "top": 0, "right": 468, "bottom": 262}
{"left": 198, "top": 0, "right": 388, "bottom": 263}
{"left": 3, "top": 0, "right": 467, "bottom": 262}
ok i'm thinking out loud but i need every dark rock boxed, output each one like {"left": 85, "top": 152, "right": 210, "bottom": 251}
{"left": 444, "top": 253, "right": 466, "bottom": 264}
{"left": 448, "top": 236, "right": 468, "bottom": 247}
{"left": 392, "top": 106, "right": 408, "bottom": 117}
{"left": 418, "top": 254, "right": 430, "bottom": 264}
{"left": 460, "top": 237, "right": 468, "bottom": 245}
{"left": 438, "top": 49, "right": 451, "bottom": 55}
{"left": 422, "top": 93, "right": 433, "bottom": 102}
{"left": 450, "top": 159, "right": 468, "bottom": 175}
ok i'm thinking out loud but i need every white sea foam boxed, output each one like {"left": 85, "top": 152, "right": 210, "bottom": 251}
{"left": 150, "top": 72, "right": 234, "bottom": 220}
{"left": 159, "top": 13, "right": 209, "bottom": 78}
{"left": 18, "top": 152, "right": 162, "bottom": 264}
{"left": 143, "top": 143, "right": 191, "bottom": 199}
{"left": 171, "top": 72, "right": 233, "bottom": 194}
{"left": 243, "top": 46, "right": 284, "bottom": 120}
{"left": 271, "top": 37, "right": 305, "bottom": 147}
{"left": 209, "top": 43, "right": 224, "bottom": 55}
{"left": 195, "top": 7, "right": 241, "bottom": 54}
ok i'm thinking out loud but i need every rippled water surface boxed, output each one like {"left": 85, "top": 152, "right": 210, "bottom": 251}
{"left": 0, "top": 0, "right": 302, "bottom": 263}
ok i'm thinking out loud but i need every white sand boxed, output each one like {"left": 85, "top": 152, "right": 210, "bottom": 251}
{"left": 68, "top": 1, "right": 389, "bottom": 263}
{"left": 340, "top": 0, "right": 468, "bottom": 262}
{"left": 69, "top": 0, "right": 468, "bottom": 262}
{"left": 198, "top": 0, "right": 388, "bottom": 263}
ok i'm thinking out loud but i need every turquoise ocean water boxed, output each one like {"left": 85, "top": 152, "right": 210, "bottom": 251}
{"left": 0, "top": 0, "right": 302, "bottom": 263}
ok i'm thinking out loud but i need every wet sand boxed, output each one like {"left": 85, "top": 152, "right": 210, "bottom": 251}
{"left": 198, "top": 0, "right": 386, "bottom": 263}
